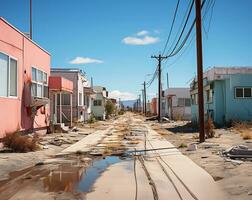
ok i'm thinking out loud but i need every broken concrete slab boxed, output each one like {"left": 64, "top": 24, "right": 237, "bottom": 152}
{"left": 58, "top": 126, "right": 113, "bottom": 155}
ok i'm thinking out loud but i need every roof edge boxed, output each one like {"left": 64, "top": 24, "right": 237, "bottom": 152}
{"left": 0, "top": 17, "right": 50, "bottom": 55}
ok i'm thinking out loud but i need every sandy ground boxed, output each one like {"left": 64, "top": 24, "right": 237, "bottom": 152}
{"left": 0, "top": 121, "right": 109, "bottom": 182}
{"left": 149, "top": 120, "right": 252, "bottom": 200}
{"left": 0, "top": 114, "right": 251, "bottom": 200}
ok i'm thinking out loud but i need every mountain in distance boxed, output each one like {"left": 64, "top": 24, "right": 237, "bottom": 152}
{"left": 121, "top": 100, "right": 137, "bottom": 108}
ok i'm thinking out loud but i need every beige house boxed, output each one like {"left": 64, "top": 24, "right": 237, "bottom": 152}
{"left": 92, "top": 86, "right": 108, "bottom": 120}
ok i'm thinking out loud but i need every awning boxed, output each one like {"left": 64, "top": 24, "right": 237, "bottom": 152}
{"left": 49, "top": 76, "right": 73, "bottom": 93}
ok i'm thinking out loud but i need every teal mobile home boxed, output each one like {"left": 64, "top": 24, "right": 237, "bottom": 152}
{"left": 190, "top": 67, "right": 252, "bottom": 126}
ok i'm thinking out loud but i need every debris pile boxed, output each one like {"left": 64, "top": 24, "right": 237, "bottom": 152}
{"left": 223, "top": 145, "right": 252, "bottom": 159}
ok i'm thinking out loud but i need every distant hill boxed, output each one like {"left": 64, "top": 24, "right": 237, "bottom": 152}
{"left": 121, "top": 100, "right": 137, "bottom": 108}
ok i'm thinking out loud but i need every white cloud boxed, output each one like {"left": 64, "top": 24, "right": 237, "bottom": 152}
{"left": 122, "top": 35, "right": 160, "bottom": 46}
{"left": 136, "top": 30, "right": 149, "bottom": 36}
{"left": 109, "top": 90, "right": 137, "bottom": 100}
{"left": 69, "top": 57, "right": 104, "bottom": 64}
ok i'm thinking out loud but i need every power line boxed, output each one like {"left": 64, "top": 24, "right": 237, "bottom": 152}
{"left": 162, "top": 0, "right": 181, "bottom": 56}
{"left": 162, "top": 0, "right": 214, "bottom": 71}
{"left": 166, "top": 0, "right": 207, "bottom": 58}
{"left": 146, "top": 65, "right": 158, "bottom": 88}
{"left": 164, "top": 0, "right": 194, "bottom": 56}
{"left": 165, "top": 0, "right": 195, "bottom": 57}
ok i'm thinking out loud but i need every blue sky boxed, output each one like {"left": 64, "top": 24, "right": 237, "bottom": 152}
{"left": 1, "top": 0, "right": 252, "bottom": 100}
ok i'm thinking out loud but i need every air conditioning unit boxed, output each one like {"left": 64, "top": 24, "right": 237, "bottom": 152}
{"left": 215, "top": 75, "right": 224, "bottom": 80}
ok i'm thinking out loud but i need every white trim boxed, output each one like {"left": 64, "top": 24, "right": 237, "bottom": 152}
{"left": 0, "top": 51, "right": 18, "bottom": 98}
{"left": 31, "top": 66, "right": 49, "bottom": 99}
{"left": 235, "top": 87, "right": 252, "bottom": 99}
{"left": 9, "top": 56, "right": 18, "bottom": 98}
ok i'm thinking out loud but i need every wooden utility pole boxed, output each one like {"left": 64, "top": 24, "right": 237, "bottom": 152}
{"left": 144, "top": 81, "right": 147, "bottom": 116}
{"left": 195, "top": 0, "right": 205, "bottom": 142}
{"left": 151, "top": 54, "right": 168, "bottom": 122}
{"left": 142, "top": 89, "right": 144, "bottom": 114}
{"left": 30, "top": 0, "right": 32, "bottom": 39}
{"left": 138, "top": 94, "right": 141, "bottom": 112}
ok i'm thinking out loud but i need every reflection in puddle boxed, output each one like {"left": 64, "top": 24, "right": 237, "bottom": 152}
{"left": 43, "top": 156, "right": 130, "bottom": 193}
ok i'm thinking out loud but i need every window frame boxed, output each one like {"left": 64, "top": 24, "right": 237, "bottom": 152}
{"left": 235, "top": 87, "right": 252, "bottom": 99}
{"left": 94, "top": 99, "right": 102, "bottom": 106}
{"left": 0, "top": 51, "right": 18, "bottom": 98}
{"left": 31, "top": 66, "right": 48, "bottom": 99}
{"left": 78, "top": 92, "right": 83, "bottom": 106}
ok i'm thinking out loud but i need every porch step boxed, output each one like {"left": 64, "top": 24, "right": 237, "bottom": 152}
{"left": 61, "top": 123, "right": 69, "bottom": 133}
{"left": 54, "top": 123, "right": 69, "bottom": 133}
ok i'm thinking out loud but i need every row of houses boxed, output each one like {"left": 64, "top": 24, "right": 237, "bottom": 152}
{"left": 0, "top": 18, "right": 112, "bottom": 137}
{"left": 148, "top": 67, "right": 252, "bottom": 126}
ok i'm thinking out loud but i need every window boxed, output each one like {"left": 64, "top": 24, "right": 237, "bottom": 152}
{"left": 84, "top": 95, "right": 90, "bottom": 107}
{"left": 235, "top": 87, "right": 252, "bottom": 98}
{"left": 206, "top": 89, "right": 213, "bottom": 103}
{"left": 185, "top": 98, "right": 191, "bottom": 107}
{"left": 31, "top": 67, "right": 48, "bottom": 98}
{"left": 0, "top": 52, "right": 18, "bottom": 97}
{"left": 57, "top": 93, "right": 70, "bottom": 105}
{"left": 191, "top": 94, "right": 198, "bottom": 105}
{"left": 79, "top": 93, "right": 83, "bottom": 106}
{"left": 177, "top": 98, "right": 184, "bottom": 107}
{"left": 244, "top": 88, "right": 252, "bottom": 98}
{"left": 94, "top": 100, "right": 102, "bottom": 106}
{"left": 10, "top": 59, "right": 17, "bottom": 96}
{"left": 178, "top": 98, "right": 191, "bottom": 107}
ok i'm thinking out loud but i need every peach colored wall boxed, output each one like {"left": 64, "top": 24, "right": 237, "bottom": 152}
{"left": 151, "top": 98, "right": 157, "bottom": 115}
{"left": 0, "top": 19, "right": 51, "bottom": 137}
{"left": 49, "top": 76, "right": 73, "bottom": 93}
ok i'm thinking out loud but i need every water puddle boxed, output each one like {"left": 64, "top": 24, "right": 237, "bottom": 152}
{"left": 42, "top": 156, "right": 131, "bottom": 193}
{"left": 0, "top": 155, "right": 132, "bottom": 199}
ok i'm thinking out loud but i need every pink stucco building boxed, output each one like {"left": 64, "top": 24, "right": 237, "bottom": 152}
{"left": 0, "top": 18, "right": 51, "bottom": 137}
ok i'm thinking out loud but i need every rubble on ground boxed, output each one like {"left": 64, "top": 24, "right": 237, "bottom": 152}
{"left": 222, "top": 145, "right": 252, "bottom": 159}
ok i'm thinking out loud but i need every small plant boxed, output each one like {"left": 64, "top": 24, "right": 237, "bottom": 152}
{"left": 178, "top": 143, "right": 187, "bottom": 148}
{"left": 240, "top": 131, "right": 252, "bottom": 140}
{"left": 105, "top": 100, "right": 116, "bottom": 118}
{"left": 118, "top": 110, "right": 125, "bottom": 115}
{"left": 2, "top": 132, "right": 39, "bottom": 152}
{"left": 205, "top": 117, "right": 215, "bottom": 138}
{"left": 88, "top": 114, "right": 96, "bottom": 124}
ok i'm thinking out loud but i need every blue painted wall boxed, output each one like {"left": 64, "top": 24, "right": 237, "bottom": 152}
{"left": 191, "top": 74, "right": 252, "bottom": 126}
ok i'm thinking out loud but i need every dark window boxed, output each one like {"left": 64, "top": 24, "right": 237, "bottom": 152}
{"left": 244, "top": 88, "right": 252, "bottom": 98}
{"left": 43, "top": 85, "right": 49, "bottom": 98}
{"left": 235, "top": 88, "right": 243, "bottom": 98}
{"left": 94, "top": 100, "right": 102, "bottom": 106}
{"left": 185, "top": 98, "right": 191, "bottom": 107}
{"left": 177, "top": 98, "right": 184, "bottom": 107}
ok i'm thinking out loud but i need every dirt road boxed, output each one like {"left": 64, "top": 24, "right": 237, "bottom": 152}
{"left": 0, "top": 113, "right": 227, "bottom": 200}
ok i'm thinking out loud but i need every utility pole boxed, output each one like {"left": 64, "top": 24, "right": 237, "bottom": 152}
{"left": 166, "top": 72, "right": 169, "bottom": 89}
{"left": 144, "top": 81, "right": 147, "bottom": 116}
{"left": 138, "top": 94, "right": 141, "bottom": 112}
{"left": 30, "top": 0, "right": 32, "bottom": 39}
{"left": 151, "top": 54, "right": 168, "bottom": 122}
{"left": 195, "top": 0, "right": 205, "bottom": 143}
{"left": 142, "top": 89, "right": 145, "bottom": 114}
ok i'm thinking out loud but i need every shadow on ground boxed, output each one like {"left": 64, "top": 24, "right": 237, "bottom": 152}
{"left": 166, "top": 123, "right": 198, "bottom": 134}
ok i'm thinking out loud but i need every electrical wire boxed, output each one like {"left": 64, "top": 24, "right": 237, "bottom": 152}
{"left": 164, "top": 0, "right": 194, "bottom": 56}
{"left": 166, "top": 0, "right": 207, "bottom": 58}
{"left": 162, "top": 0, "right": 181, "bottom": 56}
{"left": 165, "top": 0, "right": 195, "bottom": 57}
{"left": 162, "top": 0, "right": 214, "bottom": 71}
